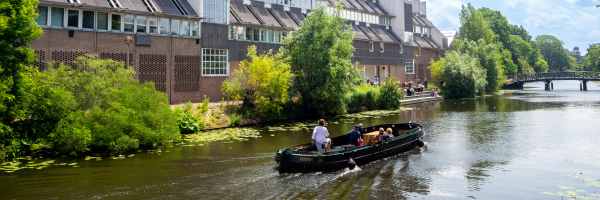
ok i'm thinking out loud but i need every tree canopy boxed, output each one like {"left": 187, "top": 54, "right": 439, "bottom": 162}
{"left": 440, "top": 51, "right": 487, "bottom": 99}
{"left": 478, "top": 7, "right": 511, "bottom": 48}
{"left": 583, "top": 44, "right": 600, "bottom": 71}
{"left": 453, "top": 39, "right": 504, "bottom": 93}
{"left": 510, "top": 24, "right": 532, "bottom": 42}
{"left": 535, "top": 35, "right": 572, "bottom": 72}
{"left": 281, "top": 3, "right": 361, "bottom": 116}
{"left": 459, "top": 4, "right": 496, "bottom": 45}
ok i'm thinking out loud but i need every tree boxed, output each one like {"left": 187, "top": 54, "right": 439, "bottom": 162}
{"left": 510, "top": 24, "right": 532, "bottom": 42}
{"left": 458, "top": 4, "right": 496, "bottom": 45}
{"left": 535, "top": 35, "right": 572, "bottom": 72}
{"left": 377, "top": 77, "right": 403, "bottom": 109}
{"left": 441, "top": 51, "right": 487, "bottom": 99}
{"left": 500, "top": 49, "right": 518, "bottom": 75}
{"left": 478, "top": 7, "right": 511, "bottom": 48}
{"left": 281, "top": 3, "right": 361, "bottom": 116}
{"left": 222, "top": 46, "right": 293, "bottom": 120}
{"left": 0, "top": 0, "right": 43, "bottom": 158}
{"left": 428, "top": 58, "right": 446, "bottom": 84}
{"left": 583, "top": 44, "right": 600, "bottom": 71}
{"left": 453, "top": 39, "right": 504, "bottom": 94}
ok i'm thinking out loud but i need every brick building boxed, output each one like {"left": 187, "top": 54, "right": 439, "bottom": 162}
{"left": 31, "top": 0, "right": 447, "bottom": 103}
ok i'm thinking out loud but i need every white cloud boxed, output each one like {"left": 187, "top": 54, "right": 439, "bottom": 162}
{"left": 426, "top": 0, "right": 465, "bottom": 30}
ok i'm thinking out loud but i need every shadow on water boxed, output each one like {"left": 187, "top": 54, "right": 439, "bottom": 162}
{"left": 2, "top": 80, "right": 600, "bottom": 199}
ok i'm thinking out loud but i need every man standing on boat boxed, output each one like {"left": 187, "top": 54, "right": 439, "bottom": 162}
{"left": 349, "top": 125, "right": 363, "bottom": 146}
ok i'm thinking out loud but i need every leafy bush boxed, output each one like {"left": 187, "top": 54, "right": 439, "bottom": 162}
{"left": 378, "top": 77, "right": 403, "bottom": 109}
{"left": 222, "top": 46, "right": 293, "bottom": 121}
{"left": 453, "top": 39, "right": 503, "bottom": 94}
{"left": 346, "top": 84, "right": 380, "bottom": 112}
{"left": 197, "top": 95, "right": 210, "bottom": 113}
{"left": 12, "top": 55, "right": 180, "bottom": 155}
{"left": 441, "top": 51, "right": 487, "bottom": 99}
{"left": 229, "top": 114, "right": 242, "bottom": 126}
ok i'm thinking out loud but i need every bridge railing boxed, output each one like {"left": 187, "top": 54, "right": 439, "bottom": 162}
{"left": 507, "top": 71, "right": 600, "bottom": 82}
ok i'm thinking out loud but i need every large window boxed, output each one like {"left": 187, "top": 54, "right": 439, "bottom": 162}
{"left": 181, "top": 21, "right": 190, "bottom": 36}
{"left": 253, "top": 28, "right": 260, "bottom": 41}
{"left": 149, "top": 18, "right": 158, "bottom": 33}
{"left": 406, "top": 59, "right": 414, "bottom": 74}
{"left": 246, "top": 27, "right": 253, "bottom": 41}
{"left": 160, "top": 18, "right": 169, "bottom": 34}
{"left": 67, "top": 10, "right": 79, "bottom": 27}
{"left": 111, "top": 14, "right": 121, "bottom": 31}
{"left": 51, "top": 7, "right": 64, "bottom": 27}
{"left": 124, "top": 15, "right": 134, "bottom": 32}
{"left": 35, "top": 6, "right": 48, "bottom": 26}
{"left": 202, "top": 49, "right": 228, "bottom": 76}
{"left": 192, "top": 22, "right": 200, "bottom": 37}
{"left": 171, "top": 19, "right": 179, "bottom": 35}
{"left": 82, "top": 10, "right": 94, "bottom": 29}
{"left": 405, "top": 32, "right": 413, "bottom": 46}
{"left": 203, "top": 0, "right": 227, "bottom": 24}
{"left": 274, "top": 30, "right": 280, "bottom": 43}
{"left": 97, "top": 12, "right": 108, "bottom": 30}
{"left": 136, "top": 16, "right": 147, "bottom": 33}
{"left": 260, "top": 29, "right": 267, "bottom": 42}
{"left": 267, "top": 30, "right": 274, "bottom": 43}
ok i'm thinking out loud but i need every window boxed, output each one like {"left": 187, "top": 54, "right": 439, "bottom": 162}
{"left": 149, "top": 18, "right": 158, "bottom": 33}
{"left": 282, "top": 31, "right": 288, "bottom": 40}
{"left": 202, "top": 49, "right": 228, "bottom": 75}
{"left": 51, "top": 7, "right": 64, "bottom": 27}
{"left": 97, "top": 12, "right": 108, "bottom": 30}
{"left": 274, "top": 30, "right": 280, "bottom": 43}
{"left": 419, "top": 48, "right": 422, "bottom": 56}
{"left": 111, "top": 14, "right": 121, "bottom": 31}
{"left": 203, "top": 0, "right": 228, "bottom": 24}
{"left": 405, "top": 32, "right": 413, "bottom": 46}
{"left": 192, "top": 22, "right": 200, "bottom": 37}
{"left": 182, "top": 21, "right": 190, "bottom": 36}
{"left": 82, "top": 10, "right": 94, "bottom": 29}
{"left": 35, "top": 6, "right": 48, "bottom": 26}
{"left": 136, "top": 16, "right": 147, "bottom": 33}
{"left": 406, "top": 59, "right": 414, "bottom": 74}
{"left": 230, "top": 25, "right": 236, "bottom": 40}
{"left": 260, "top": 29, "right": 267, "bottom": 42}
{"left": 380, "top": 43, "right": 384, "bottom": 53}
{"left": 67, "top": 10, "right": 79, "bottom": 27}
{"left": 253, "top": 28, "right": 260, "bottom": 41}
{"left": 399, "top": 44, "right": 403, "bottom": 54}
{"left": 246, "top": 27, "right": 253, "bottom": 41}
{"left": 171, "top": 19, "right": 179, "bottom": 35}
{"left": 267, "top": 30, "right": 274, "bottom": 43}
{"left": 236, "top": 26, "right": 244, "bottom": 40}
{"left": 369, "top": 42, "right": 373, "bottom": 52}
{"left": 123, "top": 15, "right": 134, "bottom": 32}
{"left": 160, "top": 18, "right": 169, "bottom": 34}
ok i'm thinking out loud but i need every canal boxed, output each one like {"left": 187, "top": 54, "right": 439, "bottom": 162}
{"left": 1, "top": 80, "right": 600, "bottom": 199}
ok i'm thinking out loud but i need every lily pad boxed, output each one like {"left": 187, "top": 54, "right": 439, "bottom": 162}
{"left": 558, "top": 185, "right": 575, "bottom": 190}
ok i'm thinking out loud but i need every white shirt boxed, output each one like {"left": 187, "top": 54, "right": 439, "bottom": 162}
{"left": 312, "top": 126, "right": 329, "bottom": 143}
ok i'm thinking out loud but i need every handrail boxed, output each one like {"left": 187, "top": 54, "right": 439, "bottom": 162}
{"left": 506, "top": 71, "right": 600, "bottom": 83}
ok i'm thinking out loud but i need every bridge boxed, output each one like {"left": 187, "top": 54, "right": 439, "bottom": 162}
{"left": 504, "top": 71, "right": 600, "bottom": 90}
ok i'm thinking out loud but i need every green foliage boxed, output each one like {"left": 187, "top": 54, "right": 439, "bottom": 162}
{"left": 429, "top": 58, "right": 446, "bottom": 83}
{"left": 441, "top": 51, "right": 487, "bottom": 99}
{"left": 508, "top": 35, "right": 548, "bottom": 73}
{"left": 478, "top": 7, "right": 511, "bottom": 47}
{"left": 222, "top": 45, "right": 293, "bottom": 121}
{"left": 5, "top": 55, "right": 180, "bottom": 156}
{"left": 229, "top": 114, "right": 242, "bottom": 126}
{"left": 377, "top": 77, "right": 403, "bottom": 109}
{"left": 458, "top": 4, "right": 496, "bottom": 45}
{"left": 510, "top": 24, "right": 532, "bottom": 42}
{"left": 281, "top": 3, "right": 362, "bottom": 116}
{"left": 174, "top": 103, "right": 200, "bottom": 133}
{"left": 453, "top": 39, "right": 503, "bottom": 94}
{"left": 0, "top": 0, "right": 44, "bottom": 158}
{"left": 501, "top": 49, "right": 518, "bottom": 75}
{"left": 583, "top": 44, "right": 600, "bottom": 71}
{"left": 535, "top": 35, "right": 573, "bottom": 72}
{"left": 346, "top": 84, "right": 380, "bottom": 112}
{"left": 196, "top": 95, "right": 210, "bottom": 113}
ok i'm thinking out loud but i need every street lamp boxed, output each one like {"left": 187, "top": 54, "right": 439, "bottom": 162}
{"left": 124, "top": 36, "right": 133, "bottom": 69}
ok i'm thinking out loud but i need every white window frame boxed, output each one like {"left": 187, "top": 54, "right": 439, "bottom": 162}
{"left": 369, "top": 42, "right": 373, "bottom": 52}
{"left": 35, "top": 6, "right": 50, "bottom": 27}
{"left": 202, "top": 49, "right": 229, "bottom": 77}
{"left": 380, "top": 43, "right": 384, "bottom": 53}
{"left": 406, "top": 59, "right": 414, "bottom": 74}
{"left": 404, "top": 32, "right": 413, "bottom": 46}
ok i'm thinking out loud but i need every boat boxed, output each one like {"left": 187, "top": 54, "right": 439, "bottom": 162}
{"left": 274, "top": 123, "right": 426, "bottom": 173}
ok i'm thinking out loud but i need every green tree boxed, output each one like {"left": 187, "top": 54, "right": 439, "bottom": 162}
{"left": 510, "top": 24, "right": 532, "bottom": 42}
{"left": 428, "top": 58, "right": 446, "bottom": 84}
{"left": 458, "top": 4, "right": 496, "bottom": 45}
{"left": 535, "top": 35, "right": 572, "bottom": 72}
{"left": 441, "top": 51, "right": 487, "bottom": 99}
{"left": 478, "top": 7, "right": 511, "bottom": 48}
{"left": 453, "top": 39, "right": 503, "bottom": 94}
{"left": 281, "top": 3, "right": 361, "bottom": 116}
{"left": 0, "top": 0, "right": 43, "bottom": 147}
{"left": 500, "top": 49, "right": 518, "bottom": 75}
{"left": 583, "top": 44, "right": 600, "bottom": 71}
{"left": 222, "top": 46, "right": 293, "bottom": 120}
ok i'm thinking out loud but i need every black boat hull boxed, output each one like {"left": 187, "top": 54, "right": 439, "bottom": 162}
{"left": 275, "top": 123, "right": 425, "bottom": 173}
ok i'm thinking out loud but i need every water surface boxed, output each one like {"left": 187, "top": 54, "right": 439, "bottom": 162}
{"left": 1, "top": 80, "right": 600, "bottom": 199}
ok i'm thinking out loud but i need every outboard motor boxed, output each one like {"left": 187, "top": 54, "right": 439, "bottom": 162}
{"left": 347, "top": 158, "right": 356, "bottom": 170}
{"left": 417, "top": 139, "right": 424, "bottom": 147}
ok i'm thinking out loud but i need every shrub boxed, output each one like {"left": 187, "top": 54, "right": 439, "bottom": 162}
{"left": 197, "top": 95, "right": 210, "bottom": 113}
{"left": 442, "top": 51, "right": 487, "bottom": 99}
{"left": 229, "top": 114, "right": 242, "bottom": 126}
{"left": 377, "top": 77, "right": 403, "bottom": 109}
{"left": 346, "top": 84, "right": 380, "bottom": 112}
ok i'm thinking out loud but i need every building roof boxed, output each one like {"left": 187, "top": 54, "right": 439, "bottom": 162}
{"left": 39, "top": 0, "right": 201, "bottom": 19}
{"left": 441, "top": 30, "right": 458, "bottom": 46}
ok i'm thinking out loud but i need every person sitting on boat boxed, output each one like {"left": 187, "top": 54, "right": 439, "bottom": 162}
{"left": 348, "top": 125, "right": 363, "bottom": 146}
{"left": 358, "top": 123, "right": 365, "bottom": 137}
{"left": 384, "top": 128, "right": 395, "bottom": 140}
{"left": 377, "top": 128, "right": 394, "bottom": 141}
{"left": 312, "top": 119, "right": 332, "bottom": 153}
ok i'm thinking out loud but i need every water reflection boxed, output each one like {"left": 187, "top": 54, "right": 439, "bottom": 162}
{"left": 1, "top": 81, "right": 600, "bottom": 199}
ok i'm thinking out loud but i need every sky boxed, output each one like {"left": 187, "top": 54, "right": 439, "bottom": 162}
{"left": 425, "top": 0, "right": 600, "bottom": 55}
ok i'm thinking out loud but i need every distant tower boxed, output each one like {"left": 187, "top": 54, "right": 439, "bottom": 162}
{"left": 569, "top": 47, "right": 581, "bottom": 63}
